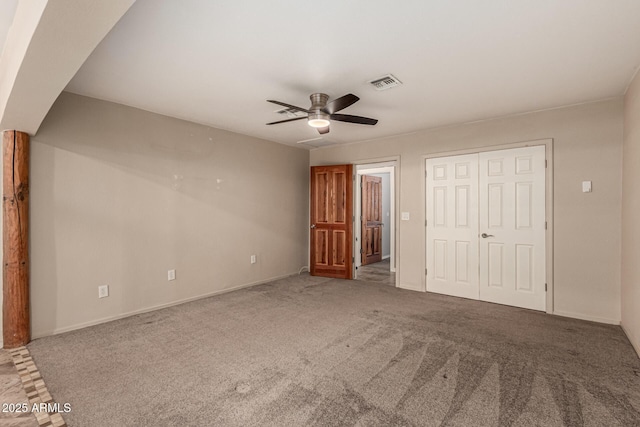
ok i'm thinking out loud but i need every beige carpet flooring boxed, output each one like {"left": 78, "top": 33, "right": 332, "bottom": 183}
{"left": 27, "top": 274, "right": 640, "bottom": 426}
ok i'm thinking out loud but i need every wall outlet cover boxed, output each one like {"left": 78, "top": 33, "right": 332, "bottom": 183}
{"left": 168, "top": 269, "right": 176, "bottom": 281}
{"left": 98, "top": 285, "right": 109, "bottom": 299}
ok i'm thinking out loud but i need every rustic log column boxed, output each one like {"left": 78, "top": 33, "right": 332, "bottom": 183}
{"left": 3, "top": 130, "right": 30, "bottom": 348}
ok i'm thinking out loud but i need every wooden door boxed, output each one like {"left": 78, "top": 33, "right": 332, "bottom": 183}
{"left": 478, "top": 146, "right": 546, "bottom": 311}
{"left": 310, "top": 165, "right": 354, "bottom": 279}
{"left": 361, "top": 175, "right": 383, "bottom": 265}
{"left": 426, "top": 154, "right": 480, "bottom": 299}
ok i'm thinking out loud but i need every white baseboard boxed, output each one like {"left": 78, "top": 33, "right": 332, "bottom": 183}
{"left": 397, "top": 283, "right": 424, "bottom": 292}
{"left": 32, "top": 271, "right": 300, "bottom": 339}
{"left": 382, "top": 255, "right": 390, "bottom": 260}
{"left": 552, "top": 310, "right": 620, "bottom": 325}
{"left": 621, "top": 323, "right": 640, "bottom": 359}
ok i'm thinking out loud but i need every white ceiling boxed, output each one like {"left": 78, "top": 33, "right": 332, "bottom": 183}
{"left": 58, "top": 1, "right": 640, "bottom": 147}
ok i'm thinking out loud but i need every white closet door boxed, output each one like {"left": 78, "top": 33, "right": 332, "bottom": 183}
{"left": 478, "top": 146, "right": 546, "bottom": 311}
{"left": 426, "top": 154, "right": 479, "bottom": 300}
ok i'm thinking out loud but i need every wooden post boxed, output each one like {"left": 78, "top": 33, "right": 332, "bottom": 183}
{"left": 3, "top": 130, "right": 30, "bottom": 348}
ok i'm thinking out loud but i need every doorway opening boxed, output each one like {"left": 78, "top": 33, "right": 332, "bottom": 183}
{"left": 355, "top": 163, "right": 396, "bottom": 286}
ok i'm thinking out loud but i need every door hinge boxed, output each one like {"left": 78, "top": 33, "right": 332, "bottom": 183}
{"left": 545, "top": 283, "right": 548, "bottom": 292}
{"left": 425, "top": 170, "right": 428, "bottom": 178}
{"left": 545, "top": 160, "right": 548, "bottom": 168}
{"left": 352, "top": 256, "right": 355, "bottom": 263}
{"left": 425, "top": 220, "right": 428, "bottom": 226}
{"left": 545, "top": 221, "right": 547, "bottom": 230}
{"left": 353, "top": 215, "right": 355, "bottom": 222}
{"left": 425, "top": 268, "right": 428, "bottom": 275}
{"left": 360, "top": 248, "right": 364, "bottom": 254}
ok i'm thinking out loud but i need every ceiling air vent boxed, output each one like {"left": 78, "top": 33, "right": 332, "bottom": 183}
{"left": 368, "top": 74, "right": 402, "bottom": 91}
{"left": 296, "top": 137, "right": 337, "bottom": 148}
{"left": 276, "top": 108, "right": 307, "bottom": 119}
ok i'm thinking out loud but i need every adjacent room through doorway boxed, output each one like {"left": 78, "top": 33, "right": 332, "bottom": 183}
{"left": 355, "top": 163, "right": 396, "bottom": 285}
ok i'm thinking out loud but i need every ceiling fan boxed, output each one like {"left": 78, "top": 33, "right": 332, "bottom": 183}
{"left": 266, "top": 93, "right": 378, "bottom": 134}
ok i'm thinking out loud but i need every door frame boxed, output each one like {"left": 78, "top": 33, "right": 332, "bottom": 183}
{"left": 352, "top": 158, "right": 399, "bottom": 287}
{"left": 423, "top": 139, "right": 554, "bottom": 314}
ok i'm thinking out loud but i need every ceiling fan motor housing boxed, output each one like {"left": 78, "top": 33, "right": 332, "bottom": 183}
{"left": 308, "top": 93, "right": 330, "bottom": 127}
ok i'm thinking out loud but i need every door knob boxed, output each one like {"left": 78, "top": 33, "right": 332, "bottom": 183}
{"left": 481, "top": 233, "right": 494, "bottom": 238}
{"left": 310, "top": 224, "right": 316, "bottom": 229}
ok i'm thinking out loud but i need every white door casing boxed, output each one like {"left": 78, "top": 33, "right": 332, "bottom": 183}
{"left": 425, "top": 145, "right": 546, "bottom": 311}
{"left": 426, "top": 153, "right": 479, "bottom": 300}
{"left": 478, "top": 146, "right": 546, "bottom": 311}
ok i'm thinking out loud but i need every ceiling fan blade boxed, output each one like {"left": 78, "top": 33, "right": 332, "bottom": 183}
{"left": 266, "top": 117, "right": 307, "bottom": 125}
{"left": 317, "top": 126, "right": 330, "bottom": 135}
{"left": 330, "top": 114, "right": 378, "bottom": 125}
{"left": 322, "top": 93, "right": 359, "bottom": 114}
{"left": 267, "top": 100, "right": 310, "bottom": 113}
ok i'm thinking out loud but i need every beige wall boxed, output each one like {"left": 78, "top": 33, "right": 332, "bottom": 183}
{"left": 622, "top": 72, "right": 640, "bottom": 354}
{"left": 311, "top": 99, "right": 623, "bottom": 324}
{"left": 0, "top": 93, "right": 626, "bottom": 341}
{"left": 29, "top": 92, "right": 309, "bottom": 337}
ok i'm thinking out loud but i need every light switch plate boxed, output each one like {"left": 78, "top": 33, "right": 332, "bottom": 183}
{"left": 401, "top": 212, "right": 410, "bottom": 221}
{"left": 582, "top": 181, "right": 592, "bottom": 193}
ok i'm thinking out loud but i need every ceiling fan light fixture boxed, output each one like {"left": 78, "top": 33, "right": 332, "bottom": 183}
{"left": 307, "top": 112, "right": 330, "bottom": 128}
{"left": 308, "top": 118, "right": 330, "bottom": 128}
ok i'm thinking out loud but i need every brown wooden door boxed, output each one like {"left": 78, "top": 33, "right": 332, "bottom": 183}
{"left": 310, "top": 165, "right": 353, "bottom": 279}
{"left": 361, "top": 175, "right": 383, "bottom": 265}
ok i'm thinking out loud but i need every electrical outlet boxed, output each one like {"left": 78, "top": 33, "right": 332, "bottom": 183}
{"left": 168, "top": 269, "right": 176, "bottom": 281}
{"left": 250, "top": 255, "right": 256, "bottom": 264}
{"left": 98, "top": 285, "right": 109, "bottom": 299}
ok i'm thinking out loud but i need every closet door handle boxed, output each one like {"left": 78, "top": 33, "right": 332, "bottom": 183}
{"left": 481, "top": 233, "right": 494, "bottom": 238}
